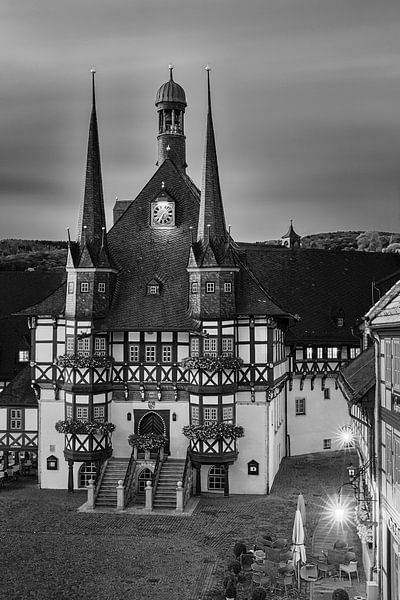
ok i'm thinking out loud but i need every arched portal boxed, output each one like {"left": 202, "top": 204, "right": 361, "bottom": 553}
{"left": 137, "top": 411, "right": 169, "bottom": 453}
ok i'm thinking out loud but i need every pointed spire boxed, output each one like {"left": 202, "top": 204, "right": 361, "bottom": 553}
{"left": 76, "top": 69, "right": 107, "bottom": 261}
{"left": 197, "top": 67, "right": 227, "bottom": 256}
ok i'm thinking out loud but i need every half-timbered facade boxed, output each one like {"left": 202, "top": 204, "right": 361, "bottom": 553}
{"left": 15, "top": 67, "right": 400, "bottom": 500}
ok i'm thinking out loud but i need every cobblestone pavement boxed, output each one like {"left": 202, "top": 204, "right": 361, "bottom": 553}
{"left": 0, "top": 450, "right": 359, "bottom": 600}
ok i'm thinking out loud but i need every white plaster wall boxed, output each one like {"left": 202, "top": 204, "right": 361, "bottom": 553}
{"left": 231, "top": 392, "right": 268, "bottom": 494}
{"left": 108, "top": 401, "right": 135, "bottom": 458}
{"left": 287, "top": 378, "right": 350, "bottom": 455}
{"left": 25, "top": 408, "right": 37, "bottom": 430}
{"left": 0, "top": 409, "right": 7, "bottom": 429}
{"left": 38, "top": 396, "right": 68, "bottom": 489}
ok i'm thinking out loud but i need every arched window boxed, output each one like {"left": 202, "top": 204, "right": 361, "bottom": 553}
{"left": 79, "top": 462, "right": 97, "bottom": 488}
{"left": 208, "top": 465, "right": 225, "bottom": 491}
{"left": 138, "top": 468, "right": 153, "bottom": 493}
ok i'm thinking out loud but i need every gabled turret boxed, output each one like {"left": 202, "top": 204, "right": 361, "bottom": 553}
{"left": 187, "top": 68, "right": 239, "bottom": 320}
{"left": 65, "top": 70, "right": 116, "bottom": 319}
{"left": 281, "top": 220, "right": 301, "bottom": 248}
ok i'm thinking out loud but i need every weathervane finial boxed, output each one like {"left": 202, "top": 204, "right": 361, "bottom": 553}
{"left": 169, "top": 64, "right": 174, "bottom": 79}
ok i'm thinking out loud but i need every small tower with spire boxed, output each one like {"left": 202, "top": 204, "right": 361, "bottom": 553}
{"left": 65, "top": 70, "right": 116, "bottom": 319}
{"left": 187, "top": 67, "right": 239, "bottom": 320}
{"left": 281, "top": 220, "right": 301, "bottom": 249}
{"left": 155, "top": 65, "right": 187, "bottom": 170}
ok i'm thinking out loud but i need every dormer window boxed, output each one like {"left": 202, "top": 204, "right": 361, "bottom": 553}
{"left": 147, "top": 283, "right": 160, "bottom": 295}
{"left": 18, "top": 350, "right": 29, "bottom": 363}
{"left": 224, "top": 282, "right": 232, "bottom": 293}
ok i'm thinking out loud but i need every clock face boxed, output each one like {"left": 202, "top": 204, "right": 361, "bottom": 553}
{"left": 152, "top": 201, "right": 174, "bottom": 226}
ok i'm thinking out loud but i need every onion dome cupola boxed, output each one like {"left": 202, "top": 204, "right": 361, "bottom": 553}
{"left": 66, "top": 70, "right": 116, "bottom": 319}
{"left": 281, "top": 220, "right": 301, "bottom": 248}
{"left": 155, "top": 65, "right": 187, "bottom": 170}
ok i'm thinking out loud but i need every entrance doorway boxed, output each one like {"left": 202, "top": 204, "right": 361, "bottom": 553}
{"left": 136, "top": 411, "right": 169, "bottom": 453}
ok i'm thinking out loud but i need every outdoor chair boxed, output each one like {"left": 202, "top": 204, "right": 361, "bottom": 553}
{"left": 339, "top": 560, "right": 359, "bottom": 584}
{"left": 272, "top": 538, "right": 288, "bottom": 549}
{"left": 240, "top": 552, "right": 254, "bottom": 572}
{"left": 251, "top": 562, "right": 266, "bottom": 573}
{"left": 276, "top": 572, "right": 295, "bottom": 596}
{"left": 317, "top": 560, "right": 335, "bottom": 578}
{"left": 251, "top": 571, "right": 270, "bottom": 589}
{"left": 254, "top": 549, "right": 266, "bottom": 563}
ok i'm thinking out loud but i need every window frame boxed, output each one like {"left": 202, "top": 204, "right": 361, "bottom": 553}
{"left": 98, "top": 282, "right": 106, "bottom": 293}
{"left": 295, "top": 397, "right": 306, "bottom": 416}
{"left": 208, "top": 464, "right": 225, "bottom": 491}
{"left": 9, "top": 409, "right": 23, "bottom": 430}
{"left": 203, "top": 337, "right": 218, "bottom": 358}
{"left": 161, "top": 345, "right": 172, "bottom": 363}
{"left": 323, "top": 438, "right": 332, "bottom": 450}
{"left": 205, "top": 281, "right": 215, "bottom": 294}
{"left": 94, "top": 337, "right": 107, "bottom": 356}
{"left": 18, "top": 350, "right": 29, "bottom": 363}
{"left": 76, "top": 406, "right": 89, "bottom": 421}
{"left": 191, "top": 282, "right": 199, "bottom": 294}
{"left": 224, "top": 282, "right": 232, "bottom": 293}
{"left": 129, "top": 344, "right": 140, "bottom": 363}
{"left": 80, "top": 282, "right": 89, "bottom": 293}
{"left": 145, "top": 345, "right": 156, "bottom": 363}
{"left": 203, "top": 406, "right": 218, "bottom": 425}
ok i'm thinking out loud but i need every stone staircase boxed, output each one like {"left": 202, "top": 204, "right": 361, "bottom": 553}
{"left": 95, "top": 458, "right": 129, "bottom": 508}
{"left": 153, "top": 458, "right": 186, "bottom": 510}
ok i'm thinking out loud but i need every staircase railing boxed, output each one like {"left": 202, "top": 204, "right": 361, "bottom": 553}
{"left": 181, "top": 447, "right": 192, "bottom": 509}
{"left": 93, "top": 458, "right": 109, "bottom": 505}
{"left": 123, "top": 448, "right": 138, "bottom": 509}
{"left": 151, "top": 448, "right": 163, "bottom": 502}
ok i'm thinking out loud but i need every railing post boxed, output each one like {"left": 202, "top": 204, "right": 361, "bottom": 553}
{"left": 176, "top": 480, "right": 184, "bottom": 512}
{"left": 116, "top": 479, "right": 125, "bottom": 510}
{"left": 87, "top": 479, "right": 95, "bottom": 509}
{"left": 145, "top": 480, "right": 153, "bottom": 511}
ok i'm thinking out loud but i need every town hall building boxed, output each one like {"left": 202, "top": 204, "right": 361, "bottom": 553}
{"left": 2, "top": 67, "right": 400, "bottom": 507}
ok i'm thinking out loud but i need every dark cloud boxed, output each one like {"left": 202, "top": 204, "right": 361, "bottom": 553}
{"left": 1, "top": 0, "right": 400, "bottom": 240}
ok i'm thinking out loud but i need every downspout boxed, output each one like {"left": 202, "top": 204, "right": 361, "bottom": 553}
{"left": 265, "top": 390, "right": 270, "bottom": 494}
{"left": 369, "top": 325, "right": 381, "bottom": 586}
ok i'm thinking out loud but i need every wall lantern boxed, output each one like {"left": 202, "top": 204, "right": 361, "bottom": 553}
{"left": 248, "top": 460, "right": 259, "bottom": 476}
{"left": 172, "top": 412, "right": 177, "bottom": 422}
{"left": 127, "top": 412, "right": 132, "bottom": 421}
{"left": 347, "top": 463, "right": 355, "bottom": 480}
{"left": 47, "top": 455, "right": 58, "bottom": 470}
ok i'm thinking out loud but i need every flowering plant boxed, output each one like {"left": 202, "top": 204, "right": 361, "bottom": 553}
{"left": 56, "top": 354, "right": 115, "bottom": 368}
{"left": 128, "top": 433, "right": 168, "bottom": 451}
{"left": 354, "top": 505, "right": 374, "bottom": 543}
{"left": 182, "top": 422, "right": 245, "bottom": 441}
{"left": 180, "top": 355, "right": 243, "bottom": 372}
{"left": 55, "top": 419, "right": 115, "bottom": 434}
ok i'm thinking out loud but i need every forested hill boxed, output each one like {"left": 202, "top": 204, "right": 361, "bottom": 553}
{"left": 0, "top": 239, "right": 67, "bottom": 271}
{"left": 264, "top": 231, "right": 400, "bottom": 252}
{"left": 0, "top": 231, "right": 399, "bottom": 271}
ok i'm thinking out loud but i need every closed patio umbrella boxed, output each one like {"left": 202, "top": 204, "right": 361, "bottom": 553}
{"left": 297, "top": 493, "right": 306, "bottom": 526}
{"left": 292, "top": 508, "right": 306, "bottom": 590}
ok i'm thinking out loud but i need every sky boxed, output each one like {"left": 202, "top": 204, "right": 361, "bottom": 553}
{"left": 2, "top": 0, "right": 400, "bottom": 243}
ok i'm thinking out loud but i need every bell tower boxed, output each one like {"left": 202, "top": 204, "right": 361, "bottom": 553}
{"left": 155, "top": 65, "right": 187, "bottom": 170}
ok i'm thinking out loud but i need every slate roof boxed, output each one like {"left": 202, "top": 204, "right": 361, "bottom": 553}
{"left": 365, "top": 278, "right": 400, "bottom": 326}
{"left": 238, "top": 244, "right": 400, "bottom": 343}
{"left": 0, "top": 365, "right": 37, "bottom": 407}
{"left": 98, "top": 158, "right": 201, "bottom": 331}
{"left": 0, "top": 272, "right": 65, "bottom": 379}
{"left": 338, "top": 346, "right": 375, "bottom": 404}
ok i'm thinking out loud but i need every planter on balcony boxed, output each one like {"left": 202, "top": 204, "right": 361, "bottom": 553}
{"left": 180, "top": 355, "right": 243, "bottom": 372}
